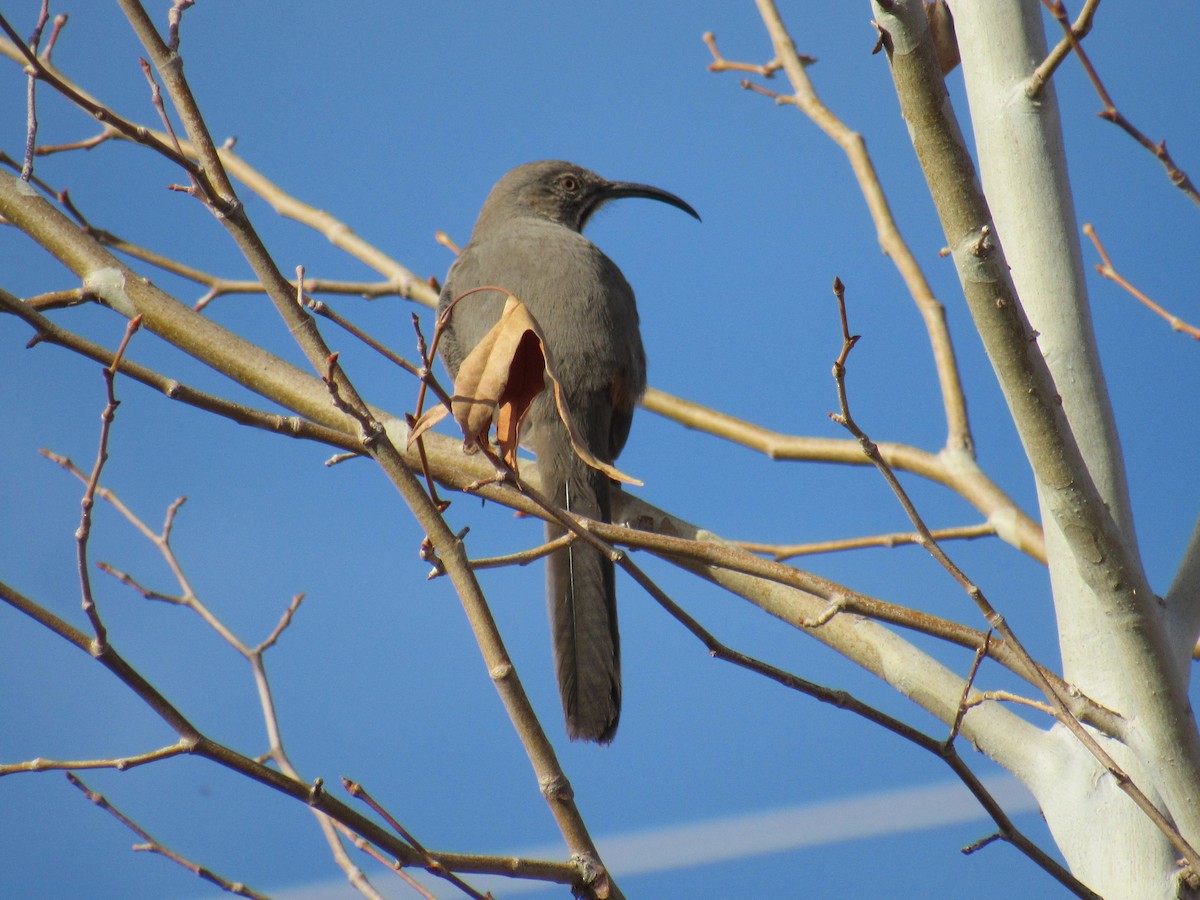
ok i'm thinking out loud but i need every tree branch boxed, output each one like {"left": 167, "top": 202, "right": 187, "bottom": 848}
{"left": 713, "top": 8, "right": 973, "bottom": 456}
{"left": 828, "top": 274, "right": 1200, "bottom": 881}
{"left": 643, "top": 387, "right": 1045, "bottom": 561}
{"left": 878, "top": 0, "right": 1200, "bottom": 885}
{"left": 617, "top": 552, "right": 1097, "bottom": 898}
{"left": 1083, "top": 223, "right": 1200, "bottom": 340}
{"left": 67, "top": 773, "right": 271, "bottom": 900}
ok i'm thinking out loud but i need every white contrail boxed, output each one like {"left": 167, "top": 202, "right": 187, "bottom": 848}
{"left": 271, "top": 776, "right": 1037, "bottom": 899}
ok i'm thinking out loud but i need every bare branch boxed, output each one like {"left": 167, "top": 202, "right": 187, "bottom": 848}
{"left": 1027, "top": 0, "right": 1101, "bottom": 97}
{"left": 305, "top": 295, "right": 427, "bottom": 383}
{"left": 67, "top": 773, "right": 271, "bottom": 899}
{"left": 827, "top": 276, "right": 1200, "bottom": 882}
{"left": 74, "top": 315, "right": 142, "bottom": 647}
{"left": 256, "top": 593, "right": 304, "bottom": 654}
{"left": 642, "top": 387, "right": 1045, "bottom": 562}
{"left": 20, "top": 1, "right": 51, "bottom": 181}
{"left": 465, "top": 533, "right": 576, "bottom": 572}
{"left": 948, "top": 633, "right": 991, "bottom": 744}
{"left": 735, "top": 522, "right": 996, "bottom": 561}
{"left": 166, "top": 0, "right": 193, "bottom": 52}
{"left": 963, "top": 691, "right": 1057, "bottom": 718}
{"left": 0, "top": 576, "right": 587, "bottom": 890}
{"left": 344, "top": 778, "right": 490, "bottom": 900}
{"left": 0, "top": 34, "right": 433, "bottom": 304}
{"left": 708, "top": 11, "right": 973, "bottom": 456}
{"left": 0, "top": 14, "right": 228, "bottom": 209}
{"left": 616, "top": 552, "right": 1098, "bottom": 899}
{"left": 1083, "top": 223, "right": 1200, "bottom": 340}
{"left": 1039, "top": 0, "right": 1200, "bottom": 207}
{"left": 434, "top": 230, "right": 461, "bottom": 256}
{"left": 701, "top": 30, "right": 786, "bottom": 76}
{"left": 0, "top": 742, "right": 190, "bottom": 777}
{"left": 1, "top": 289, "right": 355, "bottom": 448}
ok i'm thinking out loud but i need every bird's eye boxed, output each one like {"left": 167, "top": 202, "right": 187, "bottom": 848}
{"left": 559, "top": 174, "right": 579, "bottom": 193}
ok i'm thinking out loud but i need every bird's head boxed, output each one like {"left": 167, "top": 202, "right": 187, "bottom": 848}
{"left": 478, "top": 160, "right": 699, "bottom": 233}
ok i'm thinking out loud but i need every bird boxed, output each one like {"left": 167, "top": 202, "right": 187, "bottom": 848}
{"left": 437, "top": 160, "right": 699, "bottom": 742}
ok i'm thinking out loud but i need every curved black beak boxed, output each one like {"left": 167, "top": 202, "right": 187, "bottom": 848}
{"left": 600, "top": 180, "right": 701, "bottom": 222}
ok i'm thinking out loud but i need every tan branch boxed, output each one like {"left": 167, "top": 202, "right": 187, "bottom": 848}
{"left": 735, "top": 521, "right": 996, "bottom": 561}
{"left": 344, "top": 778, "right": 491, "bottom": 900}
{"left": 642, "top": 386, "right": 1045, "bottom": 562}
{"left": 67, "top": 773, "right": 271, "bottom": 900}
{"left": 0, "top": 289, "right": 361, "bottom": 452}
{"left": 1039, "top": 0, "right": 1200, "bottom": 207}
{"left": 466, "top": 533, "right": 576, "bottom": 572}
{"left": 0, "top": 34, "right": 437, "bottom": 307}
{"left": 707, "top": 12, "right": 973, "bottom": 455}
{"left": 1027, "top": 0, "right": 1101, "bottom": 97}
{"left": 0, "top": 742, "right": 190, "bottom": 776}
{"left": 1083, "top": 223, "right": 1200, "bottom": 340}
{"left": 615, "top": 552, "right": 1094, "bottom": 897}
{"left": 0, "top": 574, "right": 590, "bottom": 890}
{"left": 964, "top": 690, "right": 1057, "bottom": 718}
{"left": 52, "top": 443, "right": 378, "bottom": 893}
{"left": 828, "top": 272, "right": 1200, "bottom": 882}
{"left": 72, "top": 315, "right": 142, "bottom": 649}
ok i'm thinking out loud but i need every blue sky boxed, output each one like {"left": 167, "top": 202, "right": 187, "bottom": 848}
{"left": 2, "top": 2, "right": 1198, "bottom": 898}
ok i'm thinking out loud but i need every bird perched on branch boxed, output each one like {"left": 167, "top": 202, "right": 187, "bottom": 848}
{"left": 437, "top": 160, "right": 699, "bottom": 742}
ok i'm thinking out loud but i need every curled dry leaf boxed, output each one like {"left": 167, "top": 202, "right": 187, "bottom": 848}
{"left": 410, "top": 294, "right": 642, "bottom": 486}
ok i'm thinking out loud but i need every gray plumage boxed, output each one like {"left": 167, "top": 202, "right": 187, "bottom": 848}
{"left": 437, "top": 160, "right": 698, "bottom": 743}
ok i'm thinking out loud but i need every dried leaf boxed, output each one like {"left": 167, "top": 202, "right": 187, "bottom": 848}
{"left": 407, "top": 403, "right": 448, "bottom": 447}
{"left": 444, "top": 294, "right": 641, "bottom": 486}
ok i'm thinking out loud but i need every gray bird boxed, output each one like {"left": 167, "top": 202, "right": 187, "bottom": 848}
{"left": 437, "top": 160, "right": 699, "bottom": 743}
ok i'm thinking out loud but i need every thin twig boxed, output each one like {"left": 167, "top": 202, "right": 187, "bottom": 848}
{"left": 86, "top": 469, "right": 376, "bottom": 895}
{"left": 344, "top": 778, "right": 490, "bottom": 900}
{"left": 325, "top": 821, "right": 439, "bottom": 899}
{"left": 640, "top": 387, "right": 1045, "bottom": 563}
{"left": 0, "top": 742, "right": 190, "bottom": 776}
{"left": 465, "top": 533, "right": 576, "bottom": 572}
{"left": 735, "top": 522, "right": 995, "bottom": 560}
{"left": 43, "top": 431, "right": 379, "bottom": 895}
{"left": 434, "top": 230, "right": 461, "bottom": 255}
{"left": 40, "top": 12, "right": 67, "bottom": 62}
{"left": 828, "top": 278, "right": 1200, "bottom": 884}
{"left": 0, "top": 13, "right": 231, "bottom": 212}
{"left": 167, "top": 0, "right": 193, "bottom": 52}
{"left": 614, "top": 553, "right": 1098, "bottom": 899}
{"left": 75, "top": 315, "right": 143, "bottom": 647}
{"left": 256, "top": 594, "right": 304, "bottom": 654}
{"left": 1040, "top": 0, "right": 1200, "bottom": 207}
{"left": 32, "top": 129, "right": 114, "bottom": 155}
{"left": 707, "top": 13, "right": 974, "bottom": 456}
{"left": 66, "top": 773, "right": 271, "bottom": 900}
{"left": 0, "top": 34, "right": 436, "bottom": 307}
{"left": 409, "top": 310, "right": 454, "bottom": 509}
{"left": 0, "top": 289, "right": 358, "bottom": 452}
{"left": 306, "top": 297, "right": 422, "bottom": 377}
{"left": 1083, "top": 223, "right": 1200, "bottom": 340}
{"left": 948, "top": 632, "right": 992, "bottom": 743}
{"left": 21, "top": 1, "right": 51, "bottom": 180}
{"left": 8, "top": 168, "right": 403, "bottom": 310}
{"left": 137, "top": 56, "right": 204, "bottom": 203}
{"left": 963, "top": 691, "right": 1057, "bottom": 717}
{"left": 702, "top": 31, "right": 787, "bottom": 76}
{"left": 1027, "top": 0, "right": 1101, "bottom": 97}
